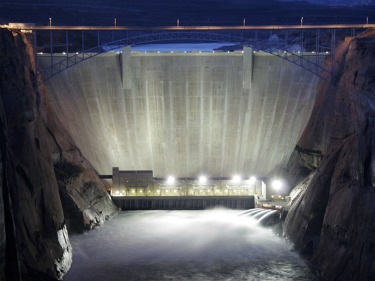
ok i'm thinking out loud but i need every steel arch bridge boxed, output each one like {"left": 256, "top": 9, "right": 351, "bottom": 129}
{"left": 36, "top": 30, "right": 333, "bottom": 85}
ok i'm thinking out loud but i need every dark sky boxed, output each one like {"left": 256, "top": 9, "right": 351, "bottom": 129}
{"left": 281, "top": 0, "right": 374, "bottom": 5}
{"left": 0, "top": 0, "right": 374, "bottom": 25}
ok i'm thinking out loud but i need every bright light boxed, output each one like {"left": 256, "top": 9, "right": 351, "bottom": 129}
{"left": 167, "top": 176, "right": 175, "bottom": 184}
{"left": 271, "top": 179, "right": 283, "bottom": 191}
{"left": 232, "top": 175, "right": 241, "bottom": 183}
{"left": 198, "top": 175, "right": 207, "bottom": 184}
{"left": 249, "top": 176, "right": 256, "bottom": 184}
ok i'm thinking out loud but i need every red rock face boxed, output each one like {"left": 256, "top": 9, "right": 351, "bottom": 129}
{"left": 0, "top": 29, "right": 117, "bottom": 280}
{"left": 285, "top": 30, "right": 375, "bottom": 280}
{"left": 0, "top": 29, "right": 71, "bottom": 280}
{"left": 0, "top": 105, "right": 6, "bottom": 281}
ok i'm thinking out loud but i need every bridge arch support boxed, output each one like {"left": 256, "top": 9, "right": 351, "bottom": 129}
{"left": 37, "top": 31, "right": 332, "bottom": 84}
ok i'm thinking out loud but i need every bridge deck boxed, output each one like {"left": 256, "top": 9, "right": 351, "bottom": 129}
{"left": 6, "top": 24, "right": 375, "bottom": 31}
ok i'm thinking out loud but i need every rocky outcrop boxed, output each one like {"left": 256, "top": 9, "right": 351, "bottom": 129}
{"left": 37, "top": 60, "right": 117, "bottom": 232}
{"left": 0, "top": 28, "right": 117, "bottom": 280}
{"left": 0, "top": 29, "right": 71, "bottom": 280}
{"left": 285, "top": 30, "right": 375, "bottom": 280}
{"left": 43, "top": 108, "right": 118, "bottom": 232}
{"left": 0, "top": 115, "right": 6, "bottom": 281}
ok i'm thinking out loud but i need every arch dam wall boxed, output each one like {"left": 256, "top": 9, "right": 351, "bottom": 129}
{"left": 39, "top": 47, "right": 321, "bottom": 177}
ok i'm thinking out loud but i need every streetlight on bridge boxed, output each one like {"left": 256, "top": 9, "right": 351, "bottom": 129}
{"left": 300, "top": 17, "right": 304, "bottom": 26}
{"left": 49, "top": 17, "right": 52, "bottom": 26}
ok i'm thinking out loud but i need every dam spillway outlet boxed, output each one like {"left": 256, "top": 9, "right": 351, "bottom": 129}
{"left": 63, "top": 210, "right": 318, "bottom": 281}
{"left": 112, "top": 196, "right": 256, "bottom": 210}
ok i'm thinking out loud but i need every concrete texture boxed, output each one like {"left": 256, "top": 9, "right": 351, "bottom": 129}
{"left": 40, "top": 48, "right": 321, "bottom": 178}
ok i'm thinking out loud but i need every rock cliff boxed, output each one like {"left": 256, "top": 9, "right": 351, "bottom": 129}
{"left": 0, "top": 28, "right": 71, "bottom": 281}
{"left": 0, "top": 29, "right": 117, "bottom": 280}
{"left": 45, "top": 111, "right": 118, "bottom": 232}
{"left": 285, "top": 30, "right": 375, "bottom": 280}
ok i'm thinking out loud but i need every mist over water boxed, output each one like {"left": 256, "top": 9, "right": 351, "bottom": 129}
{"left": 64, "top": 210, "right": 317, "bottom": 281}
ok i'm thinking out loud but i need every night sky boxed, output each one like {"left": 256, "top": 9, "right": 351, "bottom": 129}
{"left": 1, "top": 0, "right": 374, "bottom": 26}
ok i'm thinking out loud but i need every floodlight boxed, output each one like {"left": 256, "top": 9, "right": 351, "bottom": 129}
{"left": 198, "top": 175, "right": 207, "bottom": 184}
{"left": 167, "top": 176, "right": 175, "bottom": 184}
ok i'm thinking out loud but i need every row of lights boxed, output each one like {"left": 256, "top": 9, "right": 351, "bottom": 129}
{"left": 36, "top": 50, "right": 328, "bottom": 55}
{"left": 166, "top": 175, "right": 285, "bottom": 191}
{"left": 166, "top": 175, "right": 257, "bottom": 185}
{"left": 37, "top": 52, "right": 80, "bottom": 55}
{"left": 139, "top": 50, "right": 326, "bottom": 54}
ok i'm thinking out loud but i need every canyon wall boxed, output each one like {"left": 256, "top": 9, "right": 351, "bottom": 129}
{"left": 0, "top": 29, "right": 117, "bottom": 280}
{"left": 285, "top": 30, "right": 375, "bottom": 280}
{"left": 0, "top": 28, "right": 71, "bottom": 281}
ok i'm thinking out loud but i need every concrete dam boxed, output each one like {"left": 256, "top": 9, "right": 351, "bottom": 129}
{"left": 39, "top": 47, "right": 321, "bottom": 178}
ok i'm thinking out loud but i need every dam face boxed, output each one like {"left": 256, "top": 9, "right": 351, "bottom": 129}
{"left": 41, "top": 47, "right": 320, "bottom": 177}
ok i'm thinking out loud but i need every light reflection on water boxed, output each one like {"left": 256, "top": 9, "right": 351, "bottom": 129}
{"left": 63, "top": 209, "right": 318, "bottom": 281}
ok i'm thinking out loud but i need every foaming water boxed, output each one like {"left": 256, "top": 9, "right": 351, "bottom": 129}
{"left": 63, "top": 209, "right": 317, "bottom": 281}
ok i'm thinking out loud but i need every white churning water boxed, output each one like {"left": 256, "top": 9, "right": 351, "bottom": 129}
{"left": 63, "top": 209, "right": 318, "bottom": 281}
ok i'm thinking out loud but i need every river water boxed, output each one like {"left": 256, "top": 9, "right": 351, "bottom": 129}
{"left": 63, "top": 209, "right": 318, "bottom": 281}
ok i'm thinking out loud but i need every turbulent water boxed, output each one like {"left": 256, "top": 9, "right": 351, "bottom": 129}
{"left": 63, "top": 210, "right": 318, "bottom": 281}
